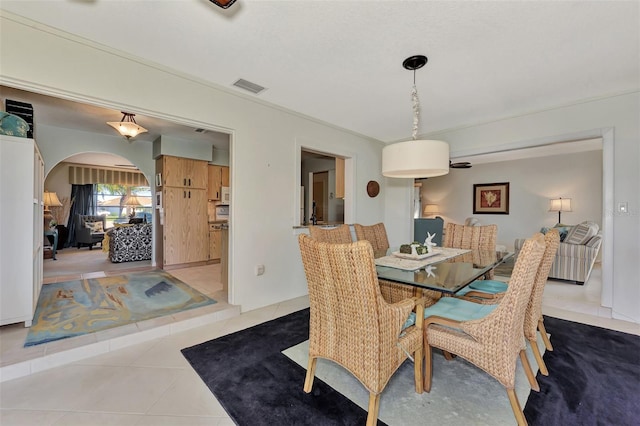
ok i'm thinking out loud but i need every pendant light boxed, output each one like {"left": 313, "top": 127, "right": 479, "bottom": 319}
{"left": 107, "top": 112, "right": 148, "bottom": 142}
{"left": 382, "top": 55, "right": 450, "bottom": 178}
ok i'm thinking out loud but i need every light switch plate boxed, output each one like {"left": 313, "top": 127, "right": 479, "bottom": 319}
{"left": 617, "top": 202, "right": 628, "bottom": 214}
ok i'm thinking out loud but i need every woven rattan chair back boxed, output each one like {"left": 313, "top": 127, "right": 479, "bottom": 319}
{"left": 444, "top": 223, "right": 497, "bottom": 251}
{"left": 444, "top": 223, "right": 498, "bottom": 278}
{"left": 298, "top": 234, "right": 423, "bottom": 426}
{"left": 424, "top": 233, "right": 546, "bottom": 426}
{"left": 308, "top": 224, "right": 352, "bottom": 244}
{"left": 354, "top": 223, "right": 390, "bottom": 252}
{"left": 524, "top": 229, "right": 560, "bottom": 375}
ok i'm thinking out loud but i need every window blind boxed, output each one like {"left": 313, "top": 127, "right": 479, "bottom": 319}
{"left": 68, "top": 166, "right": 148, "bottom": 186}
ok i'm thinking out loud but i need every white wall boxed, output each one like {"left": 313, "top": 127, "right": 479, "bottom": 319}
{"left": 0, "top": 12, "right": 385, "bottom": 313}
{"left": 419, "top": 92, "right": 639, "bottom": 323}
{"left": 420, "top": 149, "right": 603, "bottom": 251}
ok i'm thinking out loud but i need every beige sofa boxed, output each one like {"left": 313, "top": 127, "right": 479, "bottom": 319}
{"left": 514, "top": 222, "right": 602, "bottom": 284}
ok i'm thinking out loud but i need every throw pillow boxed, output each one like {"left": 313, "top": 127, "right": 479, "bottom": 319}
{"left": 564, "top": 221, "right": 598, "bottom": 245}
{"left": 553, "top": 225, "right": 572, "bottom": 242}
{"left": 85, "top": 221, "right": 104, "bottom": 233}
{"left": 542, "top": 225, "right": 571, "bottom": 241}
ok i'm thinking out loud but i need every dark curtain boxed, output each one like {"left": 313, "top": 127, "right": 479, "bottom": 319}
{"left": 66, "top": 184, "right": 96, "bottom": 247}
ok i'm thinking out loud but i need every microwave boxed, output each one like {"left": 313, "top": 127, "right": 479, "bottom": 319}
{"left": 220, "top": 187, "right": 230, "bottom": 205}
{"left": 215, "top": 204, "right": 229, "bottom": 220}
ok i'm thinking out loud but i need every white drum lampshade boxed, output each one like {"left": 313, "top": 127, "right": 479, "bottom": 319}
{"left": 382, "top": 139, "right": 449, "bottom": 178}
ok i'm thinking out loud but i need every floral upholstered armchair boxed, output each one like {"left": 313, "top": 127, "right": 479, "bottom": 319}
{"left": 107, "top": 223, "right": 152, "bottom": 263}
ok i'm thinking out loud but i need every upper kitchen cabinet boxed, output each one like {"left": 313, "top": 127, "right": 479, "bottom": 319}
{"left": 162, "top": 155, "right": 207, "bottom": 189}
{"left": 208, "top": 165, "right": 229, "bottom": 200}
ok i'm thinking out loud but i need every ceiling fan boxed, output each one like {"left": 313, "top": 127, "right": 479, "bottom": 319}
{"left": 450, "top": 161, "right": 472, "bottom": 169}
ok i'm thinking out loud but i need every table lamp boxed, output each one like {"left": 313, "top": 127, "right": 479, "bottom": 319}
{"left": 423, "top": 204, "right": 440, "bottom": 218}
{"left": 549, "top": 197, "right": 572, "bottom": 224}
{"left": 43, "top": 191, "right": 62, "bottom": 229}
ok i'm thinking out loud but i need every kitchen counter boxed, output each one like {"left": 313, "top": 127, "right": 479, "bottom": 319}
{"left": 293, "top": 222, "right": 350, "bottom": 229}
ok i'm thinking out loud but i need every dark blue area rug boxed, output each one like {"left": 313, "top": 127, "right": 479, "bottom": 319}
{"left": 182, "top": 309, "right": 640, "bottom": 425}
{"left": 524, "top": 316, "right": 640, "bottom": 425}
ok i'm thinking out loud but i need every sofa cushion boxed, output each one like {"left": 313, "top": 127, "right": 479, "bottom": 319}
{"left": 565, "top": 221, "right": 599, "bottom": 245}
{"left": 541, "top": 225, "right": 572, "bottom": 241}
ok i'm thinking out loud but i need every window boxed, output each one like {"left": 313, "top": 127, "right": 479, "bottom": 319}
{"left": 95, "top": 185, "right": 152, "bottom": 226}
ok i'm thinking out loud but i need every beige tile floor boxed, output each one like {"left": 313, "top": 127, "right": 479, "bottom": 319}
{"left": 0, "top": 260, "right": 638, "bottom": 425}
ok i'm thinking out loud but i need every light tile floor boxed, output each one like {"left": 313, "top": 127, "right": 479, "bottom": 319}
{"left": 0, "top": 264, "right": 638, "bottom": 425}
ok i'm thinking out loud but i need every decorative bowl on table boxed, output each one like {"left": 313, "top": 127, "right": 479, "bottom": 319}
{"left": 393, "top": 242, "right": 439, "bottom": 260}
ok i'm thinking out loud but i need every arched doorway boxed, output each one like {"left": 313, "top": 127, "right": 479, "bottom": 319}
{"left": 43, "top": 152, "right": 153, "bottom": 278}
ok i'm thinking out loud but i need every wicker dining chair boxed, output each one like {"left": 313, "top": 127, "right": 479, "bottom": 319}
{"left": 298, "top": 234, "right": 424, "bottom": 426}
{"left": 455, "top": 229, "right": 560, "bottom": 376}
{"left": 444, "top": 223, "right": 498, "bottom": 278}
{"left": 353, "top": 223, "right": 389, "bottom": 253}
{"left": 308, "top": 224, "right": 352, "bottom": 244}
{"left": 443, "top": 223, "right": 498, "bottom": 251}
{"left": 422, "top": 234, "right": 546, "bottom": 426}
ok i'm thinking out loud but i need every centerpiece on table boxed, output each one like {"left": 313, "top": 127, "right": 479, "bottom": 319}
{"left": 393, "top": 232, "right": 439, "bottom": 260}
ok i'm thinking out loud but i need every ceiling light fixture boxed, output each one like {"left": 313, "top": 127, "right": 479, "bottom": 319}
{"left": 209, "top": 0, "right": 237, "bottom": 9}
{"left": 107, "top": 112, "right": 148, "bottom": 142}
{"left": 382, "top": 55, "right": 450, "bottom": 178}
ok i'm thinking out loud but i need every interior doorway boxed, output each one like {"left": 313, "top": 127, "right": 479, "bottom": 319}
{"left": 301, "top": 149, "right": 345, "bottom": 226}
{"left": 43, "top": 152, "right": 153, "bottom": 278}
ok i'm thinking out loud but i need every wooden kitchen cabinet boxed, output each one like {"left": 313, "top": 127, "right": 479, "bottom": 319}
{"left": 162, "top": 187, "right": 208, "bottom": 265}
{"left": 221, "top": 166, "right": 230, "bottom": 187}
{"left": 209, "top": 223, "right": 222, "bottom": 261}
{"left": 162, "top": 155, "right": 207, "bottom": 189}
{"left": 208, "top": 165, "right": 229, "bottom": 200}
{"left": 156, "top": 155, "right": 209, "bottom": 268}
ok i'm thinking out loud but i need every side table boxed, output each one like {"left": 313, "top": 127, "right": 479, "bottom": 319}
{"left": 44, "top": 228, "right": 58, "bottom": 260}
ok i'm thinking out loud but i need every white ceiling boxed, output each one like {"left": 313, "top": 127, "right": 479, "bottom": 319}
{"left": 1, "top": 1, "right": 638, "bottom": 149}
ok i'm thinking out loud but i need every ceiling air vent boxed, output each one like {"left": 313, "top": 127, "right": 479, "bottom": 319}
{"left": 233, "top": 78, "right": 266, "bottom": 95}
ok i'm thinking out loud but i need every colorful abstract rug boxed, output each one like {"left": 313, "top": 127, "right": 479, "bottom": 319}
{"left": 25, "top": 271, "right": 216, "bottom": 347}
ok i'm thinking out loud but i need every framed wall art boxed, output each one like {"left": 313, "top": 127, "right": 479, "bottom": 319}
{"left": 473, "top": 182, "right": 509, "bottom": 214}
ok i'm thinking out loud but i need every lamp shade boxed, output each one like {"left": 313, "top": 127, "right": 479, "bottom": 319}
{"left": 43, "top": 191, "right": 62, "bottom": 208}
{"left": 123, "top": 195, "right": 147, "bottom": 207}
{"left": 423, "top": 204, "right": 440, "bottom": 216}
{"left": 107, "top": 112, "right": 148, "bottom": 141}
{"left": 549, "top": 198, "right": 572, "bottom": 212}
{"left": 382, "top": 139, "right": 450, "bottom": 178}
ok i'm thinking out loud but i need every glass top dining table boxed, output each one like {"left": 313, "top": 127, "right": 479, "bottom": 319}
{"left": 375, "top": 249, "right": 514, "bottom": 295}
